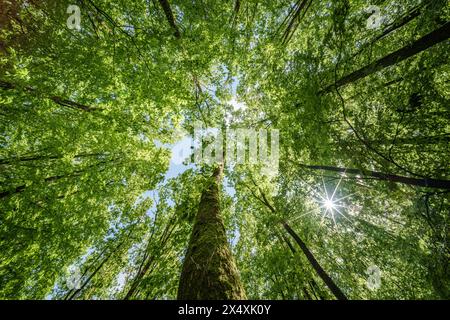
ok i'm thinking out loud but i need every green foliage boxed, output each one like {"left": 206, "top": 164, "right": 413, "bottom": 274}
{"left": 0, "top": 0, "right": 448, "bottom": 300}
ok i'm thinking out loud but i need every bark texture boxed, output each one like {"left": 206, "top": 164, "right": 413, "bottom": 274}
{"left": 177, "top": 166, "right": 246, "bottom": 299}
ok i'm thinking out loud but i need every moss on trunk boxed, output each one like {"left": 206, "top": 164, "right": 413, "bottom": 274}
{"left": 177, "top": 166, "right": 246, "bottom": 299}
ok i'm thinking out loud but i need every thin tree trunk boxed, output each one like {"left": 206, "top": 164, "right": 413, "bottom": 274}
{"left": 352, "top": 2, "right": 426, "bottom": 61}
{"left": 368, "top": 134, "right": 450, "bottom": 147}
{"left": 281, "top": 0, "right": 312, "bottom": 45}
{"left": 281, "top": 232, "right": 297, "bottom": 255}
{"left": 124, "top": 220, "right": 176, "bottom": 300}
{"left": 158, "top": 0, "right": 181, "bottom": 39}
{"left": 0, "top": 152, "right": 106, "bottom": 165}
{"left": 248, "top": 186, "right": 345, "bottom": 300}
{"left": 66, "top": 230, "right": 131, "bottom": 300}
{"left": 298, "top": 163, "right": 450, "bottom": 189}
{"left": 278, "top": 231, "right": 318, "bottom": 300}
{"left": 303, "top": 287, "right": 313, "bottom": 300}
{"left": 283, "top": 222, "right": 348, "bottom": 300}
{"left": 63, "top": 244, "right": 111, "bottom": 300}
{"left": 230, "top": 0, "right": 241, "bottom": 25}
{"left": 320, "top": 22, "right": 450, "bottom": 93}
{"left": 309, "top": 279, "right": 325, "bottom": 300}
{"left": 0, "top": 80, "right": 98, "bottom": 112}
{"left": 177, "top": 165, "right": 246, "bottom": 299}
{"left": 0, "top": 173, "right": 85, "bottom": 199}
{"left": 373, "top": 3, "right": 424, "bottom": 42}
{"left": 0, "top": 158, "right": 115, "bottom": 198}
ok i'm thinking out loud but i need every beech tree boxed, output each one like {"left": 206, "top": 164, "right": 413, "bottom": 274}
{"left": 0, "top": 0, "right": 448, "bottom": 300}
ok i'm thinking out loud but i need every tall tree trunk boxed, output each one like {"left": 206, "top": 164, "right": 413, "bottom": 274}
{"left": 298, "top": 163, "right": 450, "bottom": 189}
{"left": 320, "top": 22, "right": 450, "bottom": 93}
{"left": 283, "top": 222, "right": 348, "bottom": 300}
{"left": 177, "top": 165, "right": 246, "bottom": 299}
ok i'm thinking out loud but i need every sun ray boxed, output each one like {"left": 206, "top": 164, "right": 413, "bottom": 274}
{"left": 333, "top": 206, "right": 353, "bottom": 224}
{"left": 330, "top": 173, "right": 344, "bottom": 200}
{"left": 331, "top": 210, "right": 337, "bottom": 227}
{"left": 322, "top": 176, "right": 329, "bottom": 200}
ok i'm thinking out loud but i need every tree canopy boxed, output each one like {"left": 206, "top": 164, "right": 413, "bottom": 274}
{"left": 0, "top": 0, "right": 449, "bottom": 300}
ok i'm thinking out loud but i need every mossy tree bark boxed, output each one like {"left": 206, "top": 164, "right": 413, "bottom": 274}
{"left": 177, "top": 165, "right": 246, "bottom": 299}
